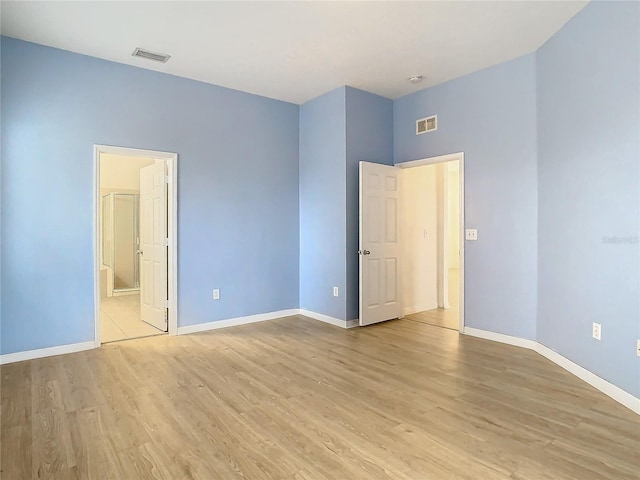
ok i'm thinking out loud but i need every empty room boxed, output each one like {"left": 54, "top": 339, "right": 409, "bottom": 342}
{"left": 1, "top": 1, "right": 639, "bottom": 479}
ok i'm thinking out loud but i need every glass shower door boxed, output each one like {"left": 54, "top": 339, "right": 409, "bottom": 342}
{"left": 113, "top": 194, "right": 140, "bottom": 290}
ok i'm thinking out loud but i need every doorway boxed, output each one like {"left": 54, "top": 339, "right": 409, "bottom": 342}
{"left": 358, "top": 152, "right": 464, "bottom": 331}
{"left": 94, "top": 145, "right": 178, "bottom": 345}
{"left": 400, "top": 159, "right": 461, "bottom": 331}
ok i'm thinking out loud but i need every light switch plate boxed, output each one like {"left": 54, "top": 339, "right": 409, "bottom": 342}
{"left": 213, "top": 289, "right": 220, "bottom": 300}
{"left": 465, "top": 229, "right": 478, "bottom": 241}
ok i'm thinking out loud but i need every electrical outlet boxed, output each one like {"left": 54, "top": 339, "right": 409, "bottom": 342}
{"left": 333, "top": 286, "right": 339, "bottom": 297}
{"left": 465, "top": 229, "right": 478, "bottom": 241}
{"left": 592, "top": 322, "right": 601, "bottom": 341}
{"left": 636, "top": 339, "right": 640, "bottom": 357}
{"left": 213, "top": 289, "right": 220, "bottom": 300}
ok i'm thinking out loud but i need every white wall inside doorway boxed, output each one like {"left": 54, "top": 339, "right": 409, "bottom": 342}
{"left": 401, "top": 164, "right": 439, "bottom": 315}
{"left": 399, "top": 155, "right": 462, "bottom": 325}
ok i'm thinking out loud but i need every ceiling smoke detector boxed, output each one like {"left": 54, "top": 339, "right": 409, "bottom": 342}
{"left": 408, "top": 75, "right": 423, "bottom": 84}
{"left": 132, "top": 47, "right": 171, "bottom": 63}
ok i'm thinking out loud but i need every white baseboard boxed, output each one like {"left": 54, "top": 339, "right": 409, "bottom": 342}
{"left": 535, "top": 343, "right": 640, "bottom": 415}
{"left": 0, "top": 308, "right": 349, "bottom": 363}
{"left": 463, "top": 327, "right": 537, "bottom": 350}
{"left": 403, "top": 301, "right": 439, "bottom": 316}
{"left": 0, "top": 341, "right": 95, "bottom": 365}
{"left": 177, "top": 309, "right": 299, "bottom": 335}
{"left": 463, "top": 327, "right": 639, "bottom": 415}
{"left": 298, "top": 309, "right": 356, "bottom": 329}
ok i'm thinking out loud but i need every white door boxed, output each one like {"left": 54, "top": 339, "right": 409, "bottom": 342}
{"left": 139, "top": 159, "right": 168, "bottom": 331}
{"left": 359, "top": 161, "right": 402, "bottom": 326}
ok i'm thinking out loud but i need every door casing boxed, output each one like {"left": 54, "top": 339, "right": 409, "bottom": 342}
{"left": 395, "top": 152, "right": 465, "bottom": 333}
{"left": 93, "top": 144, "right": 178, "bottom": 346}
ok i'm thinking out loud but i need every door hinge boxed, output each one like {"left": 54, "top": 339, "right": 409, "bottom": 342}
{"left": 164, "top": 299, "right": 170, "bottom": 308}
{"left": 165, "top": 175, "right": 171, "bottom": 184}
{"left": 163, "top": 238, "right": 169, "bottom": 247}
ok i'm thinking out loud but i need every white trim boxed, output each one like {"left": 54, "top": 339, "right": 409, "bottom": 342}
{"left": 299, "top": 309, "right": 357, "bottom": 329}
{"left": 463, "top": 326, "right": 537, "bottom": 350}
{"left": 395, "top": 152, "right": 462, "bottom": 170}
{"left": 394, "top": 152, "right": 465, "bottom": 333}
{"left": 167, "top": 154, "right": 179, "bottom": 336}
{"left": 463, "top": 327, "right": 640, "bottom": 415}
{"left": 534, "top": 343, "right": 640, "bottom": 415}
{"left": 403, "top": 304, "right": 439, "bottom": 317}
{"left": 94, "top": 145, "right": 179, "bottom": 346}
{"left": 177, "top": 309, "right": 299, "bottom": 335}
{"left": 0, "top": 342, "right": 95, "bottom": 365}
{"left": 0, "top": 309, "right": 351, "bottom": 363}
{"left": 93, "top": 146, "right": 101, "bottom": 348}
{"left": 112, "top": 289, "right": 139, "bottom": 297}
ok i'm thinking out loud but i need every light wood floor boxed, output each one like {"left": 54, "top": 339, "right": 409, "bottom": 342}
{"left": 2, "top": 316, "right": 639, "bottom": 479}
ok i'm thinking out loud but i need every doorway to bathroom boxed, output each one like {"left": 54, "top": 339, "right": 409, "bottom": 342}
{"left": 94, "top": 145, "right": 178, "bottom": 345}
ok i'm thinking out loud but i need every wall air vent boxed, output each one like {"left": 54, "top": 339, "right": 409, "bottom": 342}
{"left": 416, "top": 115, "right": 437, "bottom": 135}
{"left": 132, "top": 47, "right": 171, "bottom": 63}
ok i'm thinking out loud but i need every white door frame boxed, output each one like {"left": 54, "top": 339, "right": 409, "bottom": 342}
{"left": 93, "top": 144, "right": 178, "bottom": 346}
{"left": 395, "top": 152, "right": 465, "bottom": 333}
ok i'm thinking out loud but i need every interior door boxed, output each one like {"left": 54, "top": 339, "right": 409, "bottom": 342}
{"left": 359, "top": 161, "right": 402, "bottom": 326}
{"left": 139, "top": 159, "right": 168, "bottom": 331}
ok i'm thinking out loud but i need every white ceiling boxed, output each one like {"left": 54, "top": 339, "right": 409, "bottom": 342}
{"left": 1, "top": 1, "right": 587, "bottom": 105}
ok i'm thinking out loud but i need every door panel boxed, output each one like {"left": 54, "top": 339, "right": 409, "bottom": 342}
{"left": 359, "top": 161, "right": 402, "bottom": 326}
{"left": 139, "top": 159, "right": 168, "bottom": 331}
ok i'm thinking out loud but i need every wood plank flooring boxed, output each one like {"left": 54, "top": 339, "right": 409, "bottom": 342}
{"left": 2, "top": 315, "right": 639, "bottom": 479}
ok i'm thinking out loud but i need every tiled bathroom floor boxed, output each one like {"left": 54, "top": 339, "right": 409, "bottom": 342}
{"left": 100, "top": 293, "right": 165, "bottom": 343}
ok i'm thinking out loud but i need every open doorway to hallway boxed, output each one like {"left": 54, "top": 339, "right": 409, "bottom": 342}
{"left": 401, "top": 159, "right": 461, "bottom": 331}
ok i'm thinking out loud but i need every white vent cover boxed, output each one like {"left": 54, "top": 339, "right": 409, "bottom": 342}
{"left": 416, "top": 115, "right": 437, "bottom": 135}
{"left": 132, "top": 48, "right": 171, "bottom": 63}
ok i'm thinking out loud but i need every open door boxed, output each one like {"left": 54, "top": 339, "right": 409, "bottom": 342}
{"left": 359, "top": 161, "right": 402, "bottom": 326}
{"left": 139, "top": 159, "right": 168, "bottom": 331}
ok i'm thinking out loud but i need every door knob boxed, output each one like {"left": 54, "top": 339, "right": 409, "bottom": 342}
{"left": 358, "top": 250, "right": 371, "bottom": 255}
{"left": 137, "top": 250, "right": 143, "bottom": 255}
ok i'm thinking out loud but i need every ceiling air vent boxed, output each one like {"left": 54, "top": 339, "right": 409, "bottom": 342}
{"left": 132, "top": 47, "right": 171, "bottom": 63}
{"left": 416, "top": 115, "right": 437, "bottom": 135}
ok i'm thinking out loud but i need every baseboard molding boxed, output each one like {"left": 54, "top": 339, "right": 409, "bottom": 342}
{"left": 0, "top": 341, "right": 95, "bottom": 365}
{"left": 1, "top": 308, "right": 350, "bottom": 364}
{"left": 463, "top": 327, "right": 639, "bottom": 415}
{"left": 534, "top": 343, "right": 640, "bottom": 415}
{"left": 463, "top": 327, "right": 537, "bottom": 350}
{"left": 403, "top": 304, "right": 438, "bottom": 316}
{"left": 298, "top": 309, "right": 357, "bottom": 329}
{"left": 7, "top": 316, "right": 634, "bottom": 414}
{"left": 177, "top": 309, "right": 299, "bottom": 335}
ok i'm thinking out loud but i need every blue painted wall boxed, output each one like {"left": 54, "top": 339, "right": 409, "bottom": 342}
{"left": 345, "top": 87, "right": 393, "bottom": 321}
{"left": 299, "top": 87, "right": 347, "bottom": 319}
{"left": 394, "top": 55, "right": 539, "bottom": 340}
{"left": 537, "top": 1, "right": 640, "bottom": 397}
{"left": 3, "top": 1, "right": 638, "bottom": 402}
{"left": 1, "top": 37, "right": 300, "bottom": 354}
